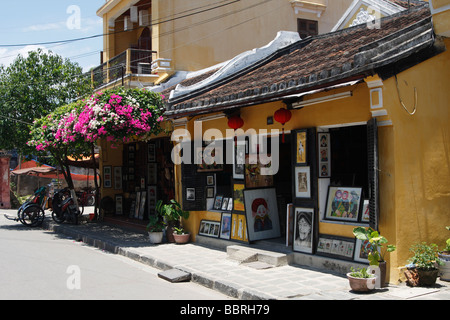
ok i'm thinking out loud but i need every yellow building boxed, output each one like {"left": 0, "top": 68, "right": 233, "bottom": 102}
{"left": 92, "top": 0, "right": 355, "bottom": 90}
{"left": 95, "top": 0, "right": 450, "bottom": 285}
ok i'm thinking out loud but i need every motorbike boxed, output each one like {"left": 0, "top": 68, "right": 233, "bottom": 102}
{"left": 51, "top": 188, "right": 81, "bottom": 224}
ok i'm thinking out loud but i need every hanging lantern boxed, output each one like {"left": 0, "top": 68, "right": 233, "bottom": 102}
{"left": 228, "top": 115, "right": 244, "bottom": 146}
{"left": 274, "top": 108, "right": 292, "bottom": 143}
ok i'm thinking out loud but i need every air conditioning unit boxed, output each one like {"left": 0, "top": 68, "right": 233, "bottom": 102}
{"left": 139, "top": 10, "right": 150, "bottom": 27}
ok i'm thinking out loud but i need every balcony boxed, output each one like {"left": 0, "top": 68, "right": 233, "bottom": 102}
{"left": 86, "top": 48, "right": 164, "bottom": 90}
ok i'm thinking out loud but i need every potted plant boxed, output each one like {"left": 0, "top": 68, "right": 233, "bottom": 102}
{"left": 438, "top": 226, "right": 450, "bottom": 281}
{"left": 156, "top": 199, "right": 189, "bottom": 243}
{"left": 353, "top": 227, "right": 396, "bottom": 287}
{"left": 347, "top": 267, "right": 377, "bottom": 292}
{"left": 407, "top": 242, "right": 443, "bottom": 286}
{"left": 173, "top": 226, "right": 190, "bottom": 244}
{"left": 146, "top": 212, "right": 165, "bottom": 244}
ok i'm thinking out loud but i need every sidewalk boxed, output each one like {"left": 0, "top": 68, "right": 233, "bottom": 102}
{"left": 9, "top": 209, "right": 449, "bottom": 300}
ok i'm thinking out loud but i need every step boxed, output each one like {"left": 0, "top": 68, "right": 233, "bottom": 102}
{"left": 227, "top": 245, "right": 288, "bottom": 267}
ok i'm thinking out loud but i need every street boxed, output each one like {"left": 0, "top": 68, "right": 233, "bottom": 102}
{"left": 0, "top": 214, "right": 233, "bottom": 300}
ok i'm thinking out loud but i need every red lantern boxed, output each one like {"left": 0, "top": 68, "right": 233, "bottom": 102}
{"left": 228, "top": 115, "right": 244, "bottom": 146}
{"left": 274, "top": 108, "right": 292, "bottom": 142}
{"left": 228, "top": 115, "right": 244, "bottom": 130}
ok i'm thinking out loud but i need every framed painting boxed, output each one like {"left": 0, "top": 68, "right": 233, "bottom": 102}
{"left": 103, "top": 166, "right": 112, "bottom": 188}
{"left": 360, "top": 200, "right": 370, "bottom": 223}
{"left": 230, "top": 213, "right": 248, "bottom": 242}
{"left": 324, "top": 186, "right": 362, "bottom": 222}
{"left": 148, "top": 143, "right": 156, "bottom": 162}
{"left": 243, "top": 188, "right": 280, "bottom": 241}
{"left": 220, "top": 213, "right": 232, "bottom": 240}
{"left": 186, "top": 187, "right": 195, "bottom": 201}
{"left": 244, "top": 154, "right": 273, "bottom": 189}
{"left": 294, "top": 166, "right": 311, "bottom": 198}
{"left": 213, "top": 195, "right": 223, "bottom": 210}
{"left": 232, "top": 183, "right": 245, "bottom": 213}
{"left": 206, "top": 186, "right": 215, "bottom": 198}
{"left": 196, "top": 147, "right": 223, "bottom": 172}
{"left": 295, "top": 130, "right": 307, "bottom": 165}
{"left": 233, "top": 140, "right": 246, "bottom": 180}
{"left": 293, "top": 207, "right": 314, "bottom": 254}
{"left": 113, "top": 166, "right": 122, "bottom": 190}
{"left": 316, "top": 234, "right": 355, "bottom": 261}
{"left": 148, "top": 163, "right": 157, "bottom": 185}
{"left": 318, "top": 132, "right": 331, "bottom": 177}
{"left": 138, "top": 191, "right": 146, "bottom": 220}
{"left": 115, "top": 194, "right": 123, "bottom": 215}
{"left": 221, "top": 197, "right": 229, "bottom": 211}
{"left": 198, "top": 220, "right": 220, "bottom": 238}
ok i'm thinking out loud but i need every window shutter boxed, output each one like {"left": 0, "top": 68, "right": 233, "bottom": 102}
{"left": 367, "top": 118, "right": 379, "bottom": 230}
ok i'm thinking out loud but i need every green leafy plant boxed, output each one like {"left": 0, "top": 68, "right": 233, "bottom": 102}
{"left": 146, "top": 213, "right": 166, "bottom": 232}
{"left": 408, "top": 242, "right": 443, "bottom": 270}
{"left": 349, "top": 267, "right": 374, "bottom": 279}
{"left": 156, "top": 199, "right": 189, "bottom": 227}
{"left": 173, "top": 227, "right": 187, "bottom": 235}
{"left": 353, "top": 227, "right": 396, "bottom": 266}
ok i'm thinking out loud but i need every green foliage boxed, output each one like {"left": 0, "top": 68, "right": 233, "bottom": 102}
{"left": 353, "top": 227, "right": 396, "bottom": 266}
{"left": 408, "top": 242, "right": 442, "bottom": 270}
{"left": 156, "top": 199, "right": 189, "bottom": 226}
{"left": 0, "top": 49, "right": 92, "bottom": 154}
{"left": 349, "top": 267, "right": 374, "bottom": 279}
{"left": 173, "top": 227, "right": 186, "bottom": 235}
{"left": 146, "top": 212, "right": 166, "bottom": 232}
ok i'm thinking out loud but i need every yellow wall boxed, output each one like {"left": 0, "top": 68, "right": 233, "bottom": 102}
{"left": 381, "top": 38, "right": 450, "bottom": 281}
{"left": 100, "top": 0, "right": 353, "bottom": 71}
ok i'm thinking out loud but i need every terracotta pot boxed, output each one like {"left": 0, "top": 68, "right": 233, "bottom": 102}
{"left": 173, "top": 233, "right": 190, "bottom": 244}
{"left": 347, "top": 273, "right": 377, "bottom": 292}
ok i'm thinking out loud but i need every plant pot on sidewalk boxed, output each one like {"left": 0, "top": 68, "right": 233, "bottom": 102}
{"left": 347, "top": 273, "right": 377, "bottom": 292}
{"left": 148, "top": 231, "right": 163, "bottom": 244}
{"left": 438, "top": 252, "right": 450, "bottom": 281}
{"left": 173, "top": 232, "right": 190, "bottom": 244}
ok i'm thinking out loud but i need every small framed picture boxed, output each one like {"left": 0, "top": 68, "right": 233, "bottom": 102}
{"left": 186, "top": 188, "right": 195, "bottom": 201}
{"left": 198, "top": 220, "right": 220, "bottom": 238}
{"left": 295, "top": 130, "right": 307, "bottom": 165}
{"left": 103, "top": 166, "right": 112, "bottom": 188}
{"left": 227, "top": 198, "right": 233, "bottom": 211}
{"left": 221, "top": 197, "right": 229, "bottom": 211}
{"left": 148, "top": 143, "right": 156, "bottom": 162}
{"left": 294, "top": 166, "right": 311, "bottom": 198}
{"left": 318, "top": 132, "right": 331, "bottom": 177}
{"left": 207, "top": 175, "right": 215, "bottom": 186}
{"left": 206, "top": 186, "right": 215, "bottom": 198}
{"left": 220, "top": 213, "right": 232, "bottom": 240}
{"left": 214, "top": 195, "right": 223, "bottom": 210}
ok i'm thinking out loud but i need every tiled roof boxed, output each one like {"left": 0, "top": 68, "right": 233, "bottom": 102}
{"left": 165, "top": 4, "right": 434, "bottom": 118}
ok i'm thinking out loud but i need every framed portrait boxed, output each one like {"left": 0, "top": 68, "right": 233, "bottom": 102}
{"left": 295, "top": 130, "right": 307, "bottom": 165}
{"left": 316, "top": 234, "right": 355, "bottom": 261}
{"left": 227, "top": 198, "right": 233, "bottom": 211}
{"left": 220, "top": 213, "right": 232, "bottom": 240}
{"left": 148, "top": 143, "right": 156, "bottom": 162}
{"left": 294, "top": 166, "right": 311, "bottom": 198}
{"left": 231, "top": 213, "right": 248, "bottom": 242}
{"left": 324, "top": 186, "right": 362, "bottom": 222}
{"left": 213, "top": 195, "right": 223, "bottom": 210}
{"left": 103, "top": 166, "right": 112, "bottom": 188}
{"left": 233, "top": 140, "right": 246, "bottom": 180}
{"left": 293, "top": 207, "right": 314, "bottom": 254}
{"left": 198, "top": 220, "right": 220, "bottom": 238}
{"left": 148, "top": 163, "right": 157, "bottom": 185}
{"left": 113, "top": 167, "right": 122, "bottom": 190}
{"left": 221, "top": 197, "right": 229, "bottom": 210}
{"left": 318, "top": 133, "right": 331, "bottom": 177}
{"left": 244, "top": 154, "right": 273, "bottom": 189}
{"left": 206, "top": 186, "right": 215, "bottom": 198}
{"left": 233, "top": 183, "right": 245, "bottom": 213}
{"left": 186, "top": 188, "right": 195, "bottom": 201}
{"left": 206, "top": 175, "right": 215, "bottom": 186}
{"left": 243, "top": 188, "right": 280, "bottom": 241}
{"left": 115, "top": 194, "right": 123, "bottom": 215}
{"left": 360, "top": 200, "right": 370, "bottom": 223}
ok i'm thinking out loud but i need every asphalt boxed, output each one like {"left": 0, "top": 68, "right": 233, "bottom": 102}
{"left": 3, "top": 208, "right": 450, "bottom": 300}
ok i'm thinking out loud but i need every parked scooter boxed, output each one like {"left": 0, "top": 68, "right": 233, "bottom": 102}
{"left": 51, "top": 188, "right": 81, "bottom": 224}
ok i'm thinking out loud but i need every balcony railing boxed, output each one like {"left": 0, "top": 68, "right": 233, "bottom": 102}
{"left": 86, "top": 49, "right": 157, "bottom": 90}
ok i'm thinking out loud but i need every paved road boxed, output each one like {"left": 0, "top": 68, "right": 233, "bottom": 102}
{"left": 0, "top": 214, "right": 233, "bottom": 300}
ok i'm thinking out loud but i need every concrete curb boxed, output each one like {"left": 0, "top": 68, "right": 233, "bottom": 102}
{"left": 42, "top": 219, "right": 274, "bottom": 300}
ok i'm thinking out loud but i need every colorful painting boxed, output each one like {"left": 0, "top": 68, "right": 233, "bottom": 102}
{"left": 233, "top": 183, "right": 245, "bottom": 212}
{"left": 231, "top": 214, "right": 248, "bottom": 242}
{"left": 220, "top": 213, "right": 232, "bottom": 240}
{"left": 243, "top": 188, "right": 280, "bottom": 241}
{"left": 324, "top": 186, "right": 362, "bottom": 222}
{"left": 296, "top": 130, "right": 307, "bottom": 164}
{"left": 244, "top": 154, "right": 273, "bottom": 189}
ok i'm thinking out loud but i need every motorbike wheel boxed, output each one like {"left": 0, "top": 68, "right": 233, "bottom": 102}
{"left": 51, "top": 209, "right": 65, "bottom": 223}
{"left": 20, "top": 204, "right": 45, "bottom": 227}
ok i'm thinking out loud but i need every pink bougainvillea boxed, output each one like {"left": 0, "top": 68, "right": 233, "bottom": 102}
{"left": 28, "top": 88, "right": 165, "bottom": 152}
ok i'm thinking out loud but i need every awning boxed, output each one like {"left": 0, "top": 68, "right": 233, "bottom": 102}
{"left": 65, "top": 154, "right": 99, "bottom": 168}
{"left": 11, "top": 166, "right": 59, "bottom": 176}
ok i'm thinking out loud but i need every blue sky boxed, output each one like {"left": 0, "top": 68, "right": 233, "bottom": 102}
{"left": 0, "top": 1, "right": 105, "bottom": 72}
